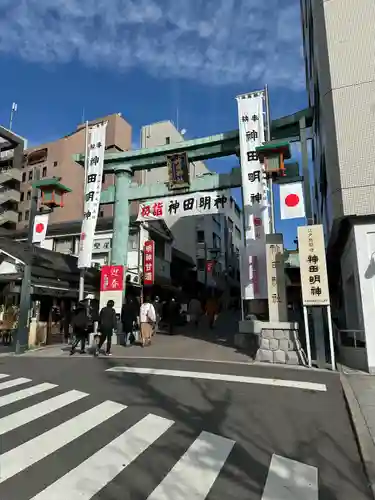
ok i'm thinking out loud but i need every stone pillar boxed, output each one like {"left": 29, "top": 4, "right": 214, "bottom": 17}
{"left": 266, "top": 233, "right": 288, "bottom": 322}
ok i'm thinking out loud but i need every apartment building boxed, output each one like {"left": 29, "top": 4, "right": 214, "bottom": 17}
{"left": 0, "top": 126, "right": 25, "bottom": 229}
{"left": 18, "top": 113, "right": 132, "bottom": 228}
{"left": 140, "top": 120, "right": 243, "bottom": 293}
{"left": 300, "top": 0, "right": 375, "bottom": 371}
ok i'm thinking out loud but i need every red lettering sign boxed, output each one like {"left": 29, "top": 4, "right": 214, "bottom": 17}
{"left": 143, "top": 240, "right": 155, "bottom": 285}
{"left": 206, "top": 260, "right": 215, "bottom": 273}
{"left": 100, "top": 265, "right": 124, "bottom": 292}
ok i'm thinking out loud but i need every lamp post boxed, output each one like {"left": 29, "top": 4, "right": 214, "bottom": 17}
{"left": 15, "top": 172, "right": 72, "bottom": 354}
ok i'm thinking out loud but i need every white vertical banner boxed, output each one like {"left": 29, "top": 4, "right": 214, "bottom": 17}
{"left": 236, "top": 90, "right": 269, "bottom": 299}
{"left": 77, "top": 122, "right": 107, "bottom": 269}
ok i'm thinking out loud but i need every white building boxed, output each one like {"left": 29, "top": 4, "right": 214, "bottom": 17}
{"left": 300, "top": 0, "right": 375, "bottom": 372}
{"left": 140, "top": 120, "right": 243, "bottom": 294}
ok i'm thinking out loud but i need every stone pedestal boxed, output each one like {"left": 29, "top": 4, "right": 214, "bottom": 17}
{"left": 235, "top": 320, "right": 302, "bottom": 365}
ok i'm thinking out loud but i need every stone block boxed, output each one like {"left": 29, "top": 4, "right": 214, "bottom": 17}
{"left": 286, "top": 351, "right": 300, "bottom": 365}
{"left": 256, "top": 349, "right": 273, "bottom": 363}
{"left": 279, "top": 339, "right": 290, "bottom": 352}
{"left": 262, "top": 329, "right": 274, "bottom": 339}
{"left": 269, "top": 338, "right": 279, "bottom": 351}
{"left": 260, "top": 338, "right": 270, "bottom": 350}
{"left": 273, "top": 349, "right": 286, "bottom": 364}
{"left": 274, "top": 329, "right": 289, "bottom": 340}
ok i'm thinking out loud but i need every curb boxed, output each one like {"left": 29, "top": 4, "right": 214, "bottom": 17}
{"left": 340, "top": 373, "right": 375, "bottom": 499}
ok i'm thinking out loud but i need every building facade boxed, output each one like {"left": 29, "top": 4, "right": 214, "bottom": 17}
{"left": 0, "top": 127, "right": 26, "bottom": 229}
{"left": 17, "top": 113, "right": 132, "bottom": 229}
{"left": 300, "top": 0, "right": 375, "bottom": 371}
{"left": 140, "top": 120, "right": 243, "bottom": 294}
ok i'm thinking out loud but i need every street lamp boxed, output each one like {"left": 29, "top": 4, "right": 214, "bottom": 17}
{"left": 15, "top": 170, "right": 72, "bottom": 353}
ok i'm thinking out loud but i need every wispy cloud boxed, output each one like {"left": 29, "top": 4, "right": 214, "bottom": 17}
{"left": 0, "top": 0, "right": 304, "bottom": 89}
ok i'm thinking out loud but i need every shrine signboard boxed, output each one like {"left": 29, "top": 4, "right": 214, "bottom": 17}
{"left": 298, "top": 225, "right": 330, "bottom": 306}
{"left": 143, "top": 240, "right": 155, "bottom": 285}
{"left": 99, "top": 265, "right": 124, "bottom": 313}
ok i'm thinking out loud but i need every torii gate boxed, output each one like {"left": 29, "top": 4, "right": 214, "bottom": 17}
{"left": 74, "top": 108, "right": 312, "bottom": 307}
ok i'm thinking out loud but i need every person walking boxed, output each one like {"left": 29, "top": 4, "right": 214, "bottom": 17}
{"left": 121, "top": 296, "right": 138, "bottom": 346}
{"left": 188, "top": 297, "right": 202, "bottom": 328}
{"left": 167, "top": 297, "right": 180, "bottom": 335}
{"left": 70, "top": 301, "right": 89, "bottom": 355}
{"left": 95, "top": 300, "right": 117, "bottom": 356}
{"left": 153, "top": 296, "right": 162, "bottom": 335}
{"left": 139, "top": 296, "right": 156, "bottom": 347}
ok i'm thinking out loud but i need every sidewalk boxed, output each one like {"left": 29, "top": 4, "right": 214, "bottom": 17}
{"left": 340, "top": 367, "right": 375, "bottom": 498}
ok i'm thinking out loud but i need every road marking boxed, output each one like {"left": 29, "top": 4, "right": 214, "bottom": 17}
{"left": 0, "top": 374, "right": 10, "bottom": 379}
{"left": 147, "top": 430, "right": 235, "bottom": 499}
{"left": 0, "top": 377, "right": 31, "bottom": 390}
{"left": 0, "top": 382, "right": 57, "bottom": 408}
{"left": 106, "top": 367, "right": 327, "bottom": 391}
{"left": 0, "top": 400, "right": 126, "bottom": 482}
{"left": 262, "top": 454, "right": 318, "bottom": 500}
{"left": 0, "top": 389, "right": 88, "bottom": 435}
{"left": 31, "top": 413, "right": 174, "bottom": 499}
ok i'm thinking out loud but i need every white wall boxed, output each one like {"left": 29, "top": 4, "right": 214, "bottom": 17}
{"left": 352, "top": 224, "right": 375, "bottom": 372}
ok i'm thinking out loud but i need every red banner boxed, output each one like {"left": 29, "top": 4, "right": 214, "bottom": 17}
{"left": 100, "top": 265, "right": 124, "bottom": 292}
{"left": 143, "top": 240, "right": 155, "bottom": 285}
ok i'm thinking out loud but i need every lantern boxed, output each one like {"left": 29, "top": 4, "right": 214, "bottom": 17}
{"left": 32, "top": 178, "right": 72, "bottom": 209}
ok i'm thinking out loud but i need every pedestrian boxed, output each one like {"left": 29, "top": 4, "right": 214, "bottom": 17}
{"left": 188, "top": 297, "right": 202, "bottom": 328}
{"left": 95, "top": 300, "right": 117, "bottom": 356}
{"left": 121, "top": 296, "right": 138, "bottom": 346}
{"left": 70, "top": 301, "right": 89, "bottom": 355}
{"left": 139, "top": 296, "right": 156, "bottom": 347}
{"left": 167, "top": 297, "right": 180, "bottom": 334}
{"left": 153, "top": 296, "right": 162, "bottom": 335}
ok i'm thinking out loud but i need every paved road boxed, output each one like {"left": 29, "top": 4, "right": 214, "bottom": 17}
{"left": 0, "top": 356, "right": 370, "bottom": 499}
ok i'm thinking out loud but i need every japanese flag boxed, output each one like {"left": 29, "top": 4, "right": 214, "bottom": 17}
{"left": 32, "top": 214, "right": 49, "bottom": 243}
{"left": 279, "top": 182, "right": 306, "bottom": 220}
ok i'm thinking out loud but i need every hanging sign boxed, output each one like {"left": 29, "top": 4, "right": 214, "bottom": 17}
{"left": 99, "top": 265, "right": 124, "bottom": 314}
{"left": 32, "top": 213, "right": 49, "bottom": 244}
{"left": 77, "top": 122, "right": 107, "bottom": 269}
{"left": 143, "top": 240, "right": 155, "bottom": 285}
{"left": 167, "top": 152, "right": 190, "bottom": 189}
{"left": 206, "top": 260, "right": 215, "bottom": 273}
{"left": 137, "top": 190, "right": 231, "bottom": 221}
{"left": 298, "top": 225, "right": 330, "bottom": 306}
{"left": 236, "top": 90, "right": 269, "bottom": 299}
{"left": 279, "top": 182, "right": 306, "bottom": 220}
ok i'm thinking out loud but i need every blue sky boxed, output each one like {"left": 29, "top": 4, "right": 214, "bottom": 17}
{"left": 0, "top": 0, "right": 309, "bottom": 248}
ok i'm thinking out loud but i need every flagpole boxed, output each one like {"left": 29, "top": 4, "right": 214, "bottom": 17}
{"left": 264, "top": 85, "right": 275, "bottom": 234}
{"left": 79, "top": 120, "right": 89, "bottom": 302}
{"left": 9, "top": 102, "right": 17, "bottom": 131}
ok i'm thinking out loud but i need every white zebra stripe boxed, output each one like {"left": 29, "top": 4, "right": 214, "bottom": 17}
{"left": 0, "top": 389, "right": 88, "bottom": 435}
{"left": 31, "top": 413, "right": 174, "bottom": 499}
{"left": 0, "top": 400, "right": 126, "bottom": 482}
{"left": 0, "top": 377, "right": 31, "bottom": 391}
{"left": 0, "top": 382, "right": 57, "bottom": 408}
{"left": 262, "top": 454, "right": 318, "bottom": 500}
{"left": 0, "top": 374, "right": 10, "bottom": 380}
{"left": 147, "top": 431, "right": 235, "bottom": 499}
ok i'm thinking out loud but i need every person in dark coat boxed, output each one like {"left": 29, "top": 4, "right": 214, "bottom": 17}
{"left": 95, "top": 300, "right": 117, "bottom": 356}
{"left": 70, "top": 302, "right": 89, "bottom": 355}
{"left": 121, "top": 296, "right": 138, "bottom": 345}
{"left": 168, "top": 298, "right": 180, "bottom": 334}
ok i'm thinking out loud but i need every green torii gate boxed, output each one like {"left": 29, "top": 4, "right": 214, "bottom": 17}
{"left": 74, "top": 108, "right": 312, "bottom": 295}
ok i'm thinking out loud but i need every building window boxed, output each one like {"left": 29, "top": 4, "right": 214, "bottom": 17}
{"left": 235, "top": 226, "right": 241, "bottom": 241}
{"left": 128, "top": 233, "right": 139, "bottom": 251}
{"left": 196, "top": 230, "right": 205, "bottom": 243}
{"left": 166, "top": 137, "right": 170, "bottom": 145}
{"left": 28, "top": 170, "right": 33, "bottom": 181}
{"left": 54, "top": 238, "right": 74, "bottom": 254}
{"left": 53, "top": 161, "right": 58, "bottom": 167}
{"left": 20, "top": 192, "right": 24, "bottom": 202}
{"left": 22, "top": 172, "right": 26, "bottom": 182}
{"left": 42, "top": 166, "right": 47, "bottom": 177}
{"left": 197, "top": 258, "right": 205, "bottom": 271}
{"left": 25, "top": 210, "right": 30, "bottom": 221}
{"left": 18, "top": 212, "right": 22, "bottom": 222}
{"left": 27, "top": 191, "right": 31, "bottom": 201}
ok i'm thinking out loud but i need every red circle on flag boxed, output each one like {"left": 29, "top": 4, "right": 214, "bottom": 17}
{"left": 285, "top": 194, "right": 299, "bottom": 207}
{"left": 35, "top": 223, "right": 44, "bottom": 233}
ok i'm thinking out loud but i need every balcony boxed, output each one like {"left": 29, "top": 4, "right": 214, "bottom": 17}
{"left": 0, "top": 188, "right": 20, "bottom": 204}
{"left": 0, "top": 208, "right": 18, "bottom": 225}
{"left": 0, "top": 167, "right": 21, "bottom": 184}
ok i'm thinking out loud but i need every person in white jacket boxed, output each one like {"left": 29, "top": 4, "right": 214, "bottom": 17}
{"left": 139, "top": 296, "right": 156, "bottom": 347}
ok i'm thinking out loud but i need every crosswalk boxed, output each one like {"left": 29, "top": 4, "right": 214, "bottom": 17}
{"left": 0, "top": 372, "right": 319, "bottom": 499}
